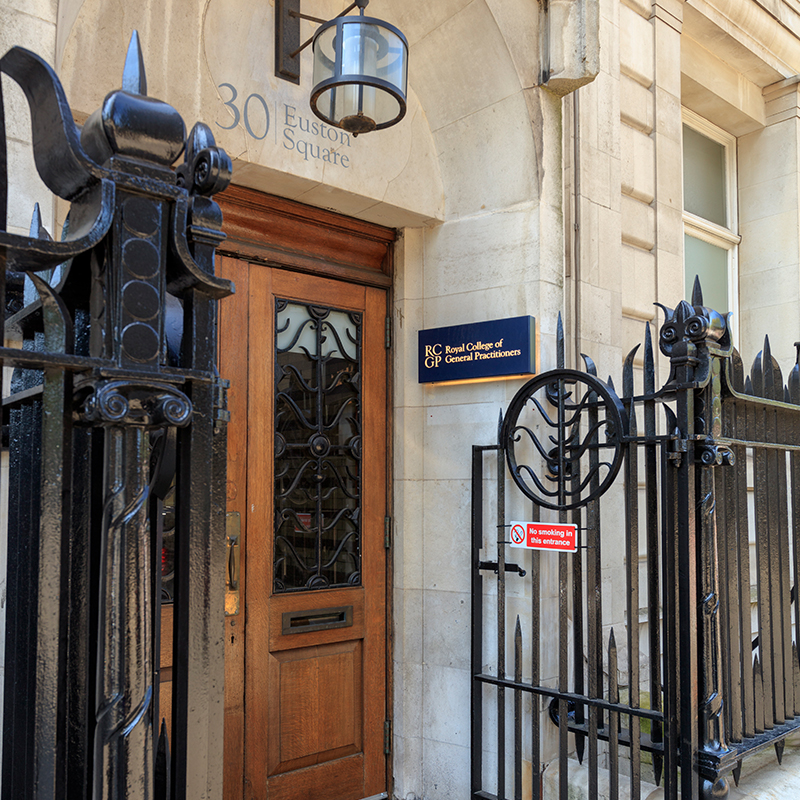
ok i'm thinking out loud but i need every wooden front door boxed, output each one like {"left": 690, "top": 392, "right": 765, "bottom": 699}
{"left": 218, "top": 189, "right": 392, "bottom": 800}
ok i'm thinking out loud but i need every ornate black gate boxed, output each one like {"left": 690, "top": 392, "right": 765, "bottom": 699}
{"left": 0, "top": 34, "right": 232, "bottom": 799}
{"left": 472, "top": 281, "right": 800, "bottom": 800}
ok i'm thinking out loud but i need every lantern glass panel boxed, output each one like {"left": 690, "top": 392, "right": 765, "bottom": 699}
{"left": 312, "top": 17, "right": 408, "bottom": 130}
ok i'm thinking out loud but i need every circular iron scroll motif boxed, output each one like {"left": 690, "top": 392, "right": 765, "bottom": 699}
{"left": 502, "top": 370, "right": 627, "bottom": 512}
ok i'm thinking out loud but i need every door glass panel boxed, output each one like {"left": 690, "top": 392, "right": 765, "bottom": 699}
{"left": 274, "top": 300, "right": 362, "bottom": 592}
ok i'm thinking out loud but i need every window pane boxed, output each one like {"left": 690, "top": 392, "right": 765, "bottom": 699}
{"left": 683, "top": 125, "right": 727, "bottom": 226}
{"left": 685, "top": 234, "right": 729, "bottom": 312}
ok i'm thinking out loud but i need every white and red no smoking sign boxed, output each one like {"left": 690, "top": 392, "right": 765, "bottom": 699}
{"left": 509, "top": 521, "right": 578, "bottom": 553}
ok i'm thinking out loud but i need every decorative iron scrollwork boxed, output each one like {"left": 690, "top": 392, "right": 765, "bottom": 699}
{"left": 175, "top": 122, "right": 232, "bottom": 197}
{"left": 81, "top": 380, "right": 192, "bottom": 427}
{"left": 501, "top": 370, "right": 626, "bottom": 511}
{"left": 657, "top": 277, "right": 733, "bottom": 389}
{"left": 697, "top": 443, "right": 735, "bottom": 467}
{"left": 273, "top": 300, "right": 362, "bottom": 592}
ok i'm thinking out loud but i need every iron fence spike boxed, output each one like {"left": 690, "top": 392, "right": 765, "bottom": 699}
{"left": 731, "top": 346, "right": 745, "bottom": 393}
{"left": 644, "top": 323, "right": 655, "bottom": 394}
{"left": 580, "top": 352, "right": 597, "bottom": 376}
{"left": 775, "top": 739, "right": 785, "bottom": 764}
{"left": 122, "top": 30, "right": 147, "bottom": 95}
{"left": 750, "top": 351, "right": 763, "bottom": 398}
{"left": 623, "top": 344, "right": 639, "bottom": 398}
{"left": 28, "top": 202, "right": 51, "bottom": 240}
{"left": 653, "top": 301, "right": 672, "bottom": 325}
{"left": 691, "top": 275, "right": 704, "bottom": 307}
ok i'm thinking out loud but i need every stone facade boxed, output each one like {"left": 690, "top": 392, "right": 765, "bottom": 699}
{"left": 3, "top": 0, "right": 800, "bottom": 798}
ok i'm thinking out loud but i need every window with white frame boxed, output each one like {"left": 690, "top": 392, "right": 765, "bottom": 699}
{"left": 682, "top": 110, "right": 740, "bottom": 324}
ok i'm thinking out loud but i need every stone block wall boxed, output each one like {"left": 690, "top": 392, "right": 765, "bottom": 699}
{"left": 0, "top": 1, "right": 57, "bottom": 237}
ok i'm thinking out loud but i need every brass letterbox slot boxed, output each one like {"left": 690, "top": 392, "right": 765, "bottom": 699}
{"left": 281, "top": 605, "right": 353, "bottom": 635}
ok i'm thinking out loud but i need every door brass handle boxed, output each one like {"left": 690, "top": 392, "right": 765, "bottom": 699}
{"left": 225, "top": 512, "right": 241, "bottom": 616}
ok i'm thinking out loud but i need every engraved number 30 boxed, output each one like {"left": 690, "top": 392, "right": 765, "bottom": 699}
{"left": 216, "top": 83, "right": 270, "bottom": 140}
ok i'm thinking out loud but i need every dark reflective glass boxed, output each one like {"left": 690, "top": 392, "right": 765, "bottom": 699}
{"left": 160, "top": 482, "right": 176, "bottom": 602}
{"left": 273, "top": 300, "right": 361, "bottom": 592}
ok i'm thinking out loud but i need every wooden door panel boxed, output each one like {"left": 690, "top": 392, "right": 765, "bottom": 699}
{"left": 272, "top": 269, "right": 367, "bottom": 309}
{"left": 360, "top": 286, "right": 389, "bottom": 799}
{"left": 243, "top": 264, "right": 274, "bottom": 800}
{"left": 267, "top": 754, "right": 365, "bottom": 800}
{"left": 220, "top": 255, "right": 250, "bottom": 800}
{"left": 268, "top": 640, "right": 363, "bottom": 773}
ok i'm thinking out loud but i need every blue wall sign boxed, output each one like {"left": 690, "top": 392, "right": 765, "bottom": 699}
{"left": 418, "top": 316, "right": 537, "bottom": 383}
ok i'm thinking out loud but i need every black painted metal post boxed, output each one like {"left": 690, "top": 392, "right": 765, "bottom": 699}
{"left": 0, "top": 32, "right": 233, "bottom": 800}
{"left": 659, "top": 299, "right": 704, "bottom": 800}
{"left": 496, "top": 416, "right": 506, "bottom": 800}
{"left": 658, "top": 285, "right": 738, "bottom": 799}
{"left": 470, "top": 445, "right": 485, "bottom": 800}
{"left": 695, "top": 352, "right": 736, "bottom": 797}
{"left": 93, "top": 426, "right": 154, "bottom": 798}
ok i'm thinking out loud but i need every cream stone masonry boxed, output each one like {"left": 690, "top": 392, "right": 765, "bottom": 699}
{"left": 621, "top": 74, "right": 655, "bottom": 133}
{"left": 0, "top": 4, "right": 57, "bottom": 237}
{"left": 738, "top": 80, "right": 800, "bottom": 370}
{"left": 546, "top": 0, "right": 601, "bottom": 95}
{"left": 621, "top": 126, "right": 656, "bottom": 204}
{"left": 682, "top": 35, "right": 766, "bottom": 134}
{"left": 620, "top": 4, "right": 655, "bottom": 88}
{"left": 59, "top": 0, "right": 444, "bottom": 227}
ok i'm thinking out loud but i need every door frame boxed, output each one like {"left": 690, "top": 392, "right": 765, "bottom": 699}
{"left": 217, "top": 186, "right": 395, "bottom": 800}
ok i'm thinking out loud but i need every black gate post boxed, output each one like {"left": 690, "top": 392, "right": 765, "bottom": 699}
{"left": 658, "top": 283, "right": 737, "bottom": 799}
{"left": 0, "top": 33, "right": 233, "bottom": 799}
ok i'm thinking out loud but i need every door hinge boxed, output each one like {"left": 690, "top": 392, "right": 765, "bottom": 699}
{"left": 384, "top": 719, "right": 392, "bottom": 756}
{"left": 384, "top": 516, "right": 391, "bottom": 550}
{"left": 385, "top": 315, "right": 391, "bottom": 349}
{"left": 213, "top": 377, "right": 231, "bottom": 433}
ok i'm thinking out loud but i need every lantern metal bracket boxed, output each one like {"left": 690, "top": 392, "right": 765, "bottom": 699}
{"left": 276, "top": 0, "right": 368, "bottom": 83}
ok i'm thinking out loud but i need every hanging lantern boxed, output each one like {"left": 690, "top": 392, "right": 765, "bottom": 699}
{"left": 310, "top": 2, "right": 408, "bottom": 136}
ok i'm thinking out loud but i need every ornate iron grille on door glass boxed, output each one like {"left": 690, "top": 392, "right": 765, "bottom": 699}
{"left": 274, "top": 300, "right": 362, "bottom": 592}
{"left": 472, "top": 280, "right": 800, "bottom": 800}
{"left": 0, "top": 33, "right": 232, "bottom": 800}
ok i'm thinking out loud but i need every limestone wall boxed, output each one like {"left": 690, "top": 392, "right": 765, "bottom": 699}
{"left": 0, "top": 1, "right": 57, "bottom": 236}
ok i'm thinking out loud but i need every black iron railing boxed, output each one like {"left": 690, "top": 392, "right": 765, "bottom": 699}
{"left": 0, "top": 34, "right": 232, "bottom": 800}
{"left": 472, "top": 280, "right": 800, "bottom": 800}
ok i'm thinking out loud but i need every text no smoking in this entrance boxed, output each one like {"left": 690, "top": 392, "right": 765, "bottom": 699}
{"left": 509, "top": 521, "right": 577, "bottom": 553}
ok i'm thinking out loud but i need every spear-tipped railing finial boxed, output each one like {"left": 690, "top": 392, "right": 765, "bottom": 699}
{"left": 122, "top": 30, "right": 147, "bottom": 96}
{"left": 691, "top": 274, "right": 704, "bottom": 307}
